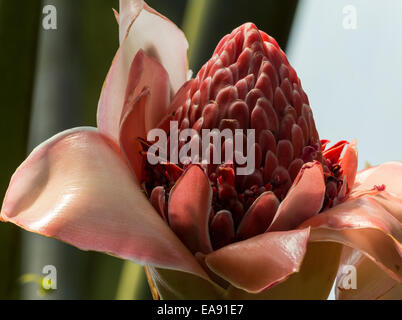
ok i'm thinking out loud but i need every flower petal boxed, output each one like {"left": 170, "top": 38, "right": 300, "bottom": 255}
{"left": 377, "top": 283, "right": 402, "bottom": 299}
{"left": 120, "top": 50, "right": 170, "bottom": 132}
{"left": 168, "top": 165, "right": 213, "bottom": 254}
{"left": 205, "top": 228, "right": 310, "bottom": 293}
{"left": 336, "top": 247, "right": 398, "bottom": 300}
{"left": 96, "top": 48, "right": 125, "bottom": 142}
{"left": 119, "top": 87, "right": 148, "bottom": 180}
{"left": 150, "top": 186, "right": 168, "bottom": 222}
{"left": 352, "top": 162, "right": 402, "bottom": 197}
{"left": 301, "top": 194, "right": 402, "bottom": 282}
{"left": 225, "top": 241, "right": 342, "bottom": 299}
{"left": 372, "top": 191, "right": 402, "bottom": 222}
{"left": 118, "top": 0, "right": 143, "bottom": 43}
{"left": 322, "top": 140, "right": 348, "bottom": 164}
{"left": 267, "top": 161, "right": 325, "bottom": 232}
{"left": 120, "top": 1, "right": 189, "bottom": 93}
{"left": 1, "top": 128, "right": 206, "bottom": 278}
{"left": 210, "top": 210, "right": 235, "bottom": 250}
{"left": 340, "top": 140, "right": 358, "bottom": 190}
{"left": 236, "top": 191, "right": 279, "bottom": 240}
{"left": 98, "top": 47, "right": 170, "bottom": 143}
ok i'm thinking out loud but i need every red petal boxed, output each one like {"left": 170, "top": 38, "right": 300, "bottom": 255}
{"left": 210, "top": 210, "right": 235, "bottom": 250}
{"left": 236, "top": 191, "right": 279, "bottom": 240}
{"left": 119, "top": 87, "right": 148, "bottom": 180}
{"left": 322, "top": 140, "right": 348, "bottom": 164}
{"left": 267, "top": 161, "right": 325, "bottom": 231}
{"left": 168, "top": 165, "right": 213, "bottom": 254}
{"left": 340, "top": 140, "right": 358, "bottom": 190}
{"left": 150, "top": 186, "right": 168, "bottom": 222}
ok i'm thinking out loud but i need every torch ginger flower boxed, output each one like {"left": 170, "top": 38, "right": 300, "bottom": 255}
{"left": 1, "top": 0, "right": 401, "bottom": 299}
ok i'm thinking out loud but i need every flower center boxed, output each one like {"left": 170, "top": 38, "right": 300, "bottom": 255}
{"left": 140, "top": 23, "right": 345, "bottom": 249}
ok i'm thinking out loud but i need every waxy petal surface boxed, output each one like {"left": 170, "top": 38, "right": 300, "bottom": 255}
{"left": 120, "top": 50, "right": 170, "bottom": 132}
{"left": 352, "top": 162, "right": 402, "bottom": 197}
{"left": 205, "top": 228, "right": 310, "bottom": 293}
{"left": 98, "top": 1, "right": 188, "bottom": 142}
{"left": 340, "top": 140, "right": 358, "bottom": 190}
{"left": 225, "top": 242, "right": 342, "bottom": 299}
{"left": 168, "top": 165, "right": 213, "bottom": 254}
{"left": 236, "top": 191, "right": 279, "bottom": 240}
{"left": 336, "top": 247, "right": 398, "bottom": 300}
{"left": 267, "top": 161, "right": 325, "bottom": 232}
{"left": 97, "top": 48, "right": 126, "bottom": 142}
{"left": 98, "top": 48, "right": 170, "bottom": 143}
{"left": 118, "top": 0, "right": 143, "bottom": 43}
{"left": 119, "top": 88, "right": 148, "bottom": 180}
{"left": 120, "top": 0, "right": 189, "bottom": 93}
{"left": 301, "top": 195, "right": 402, "bottom": 282}
{"left": 1, "top": 128, "right": 206, "bottom": 278}
{"left": 377, "top": 283, "right": 402, "bottom": 299}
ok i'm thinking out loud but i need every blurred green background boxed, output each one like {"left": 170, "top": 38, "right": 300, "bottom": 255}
{"left": 0, "top": 0, "right": 298, "bottom": 299}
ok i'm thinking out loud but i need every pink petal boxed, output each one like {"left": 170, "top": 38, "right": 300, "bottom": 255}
{"left": 120, "top": 1, "right": 189, "bottom": 93}
{"left": 120, "top": 50, "right": 170, "bottom": 132}
{"left": 351, "top": 190, "right": 402, "bottom": 223}
{"left": 336, "top": 247, "right": 397, "bottom": 300}
{"left": 340, "top": 140, "right": 358, "bottom": 190}
{"left": 267, "top": 161, "right": 325, "bottom": 232}
{"left": 1, "top": 128, "right": 206, "bottom": 279}
{"left": 225, "top": 242, "right": 342, "bottom": 299}
{"left": 97, "top": 48, "right": 170, "bottom": 143}
{"left": 205, "top": 228, "right": 310, "bottom": 293}
{"left": 301, "top": 195, "right": 402, "bottom": 282}
{"left": 96, "top": 48, "right": 125, "bottom": 142}
{"left": 118, "top": 0, "right": 143, "bottom": 43}
{"left": 352, "top": 161, "right": 402, "bottom": 197}
{"left": 372, "top": 191, "right": 402, "bottom": 222}
{"left": 168, "top": 165, "right": 213, "bottom": 254}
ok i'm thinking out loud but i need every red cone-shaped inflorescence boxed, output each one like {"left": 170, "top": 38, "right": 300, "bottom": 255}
{"left": 141, "top": 23, "right": 345, "bottom": 251}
